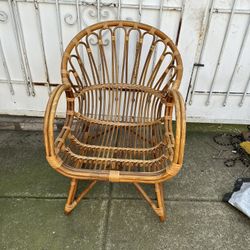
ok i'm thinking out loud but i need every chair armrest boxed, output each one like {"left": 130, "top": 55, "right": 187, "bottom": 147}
{"left": 43, "top": 84, "right": 74, "bottom": 167}
{"left": 164, "top": 89, "right": 186, "bottom": 177}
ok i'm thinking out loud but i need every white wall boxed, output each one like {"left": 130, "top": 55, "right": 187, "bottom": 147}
{"left": 0, "top": 0, "right": 249, "bottom": 124}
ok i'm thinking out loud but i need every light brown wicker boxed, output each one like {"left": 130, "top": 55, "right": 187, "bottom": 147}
{"left": 44, "top": 20, "right": 186, "bottom": 221}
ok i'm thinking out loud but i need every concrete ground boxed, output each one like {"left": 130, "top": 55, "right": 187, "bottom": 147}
{"left": 0, "top": 122, "right": 249, "bottom": 250}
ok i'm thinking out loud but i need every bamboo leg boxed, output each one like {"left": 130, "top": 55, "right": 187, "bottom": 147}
{"left": 65, "top": 178, "right": 78, "bottom": 214}
{"left": 64, "top": 179, "right": 97, "bottom": 215}
{"left": 155, "top": 182, "right": 166, "bottom": 222}
{"left": 134, "top": 182, "right": 166, "bottom": 222}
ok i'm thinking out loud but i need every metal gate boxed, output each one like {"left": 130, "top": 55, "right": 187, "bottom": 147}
{"left": 0, "top": 0, "right": 249, "bottom": 123}
{"left": 185, "top": 0, "right": 250, "bottom": 124}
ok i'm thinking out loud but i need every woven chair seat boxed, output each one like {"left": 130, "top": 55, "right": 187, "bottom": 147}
{"left": 58, "top": 119, "right": 173, "bottom": 173}
{"left": 44, "top": 20, "right": 186, "bottom": 221}
{"left": 56, "top": 83, "right": 174, "bottom": 173}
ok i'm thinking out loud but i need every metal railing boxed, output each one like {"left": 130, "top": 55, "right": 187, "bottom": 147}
{"left": 186, "top": 0, "right": 250, "bottom": 107}
{"left": 0, "top": 0, "right": 249, "bottom": 109}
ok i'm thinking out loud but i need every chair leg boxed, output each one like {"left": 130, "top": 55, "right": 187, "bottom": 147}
{"left": 64, "top": 179, "right": 97, "bottom": 215}
{"left": 134, "top": 182, "right": 166, "bottom": 222}
{"left": 155, "top": 182, "right": 166, "bottom": 222}
{"left": 64, "top": 179, "right": 78, "bottom": 214}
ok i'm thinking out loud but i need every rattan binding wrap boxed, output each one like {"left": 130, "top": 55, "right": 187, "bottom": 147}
{"left": 44, "top": 20, "right": 186, "bottom": 221}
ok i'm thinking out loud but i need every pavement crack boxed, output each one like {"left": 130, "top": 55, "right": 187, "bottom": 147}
{"left": 102, "top": 183, "right": 113, "bottom": 250}
{"left": 0, "top": 196, "right": 223, "bottom": 203}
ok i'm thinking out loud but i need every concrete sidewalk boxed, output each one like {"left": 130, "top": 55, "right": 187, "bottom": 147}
{"left": 0, "top": 124, "right": 249, "bottom": 249}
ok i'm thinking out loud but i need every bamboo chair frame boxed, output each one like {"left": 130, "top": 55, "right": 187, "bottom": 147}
{"left": 44, "top": 20, "right": 186, "bottom": 221}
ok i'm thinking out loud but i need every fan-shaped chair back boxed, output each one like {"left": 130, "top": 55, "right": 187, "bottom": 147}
{"left": 61, "top": 21, "right": 183, "bottom": 122}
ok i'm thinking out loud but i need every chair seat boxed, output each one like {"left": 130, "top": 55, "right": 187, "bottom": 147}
{"left": 57, "top": 116, "right": 174, "bottom": 173}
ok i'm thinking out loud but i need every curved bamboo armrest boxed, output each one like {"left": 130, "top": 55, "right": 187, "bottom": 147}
{"left": 44, "top": 84, "right": 74, "bottom": 168}
{"left": 164, "top": 88, "right": 186, "bottom": 179}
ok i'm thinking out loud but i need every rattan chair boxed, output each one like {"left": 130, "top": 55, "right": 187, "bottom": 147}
{"left": 44, "top": 20, "right": 186, "bottom": 221}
